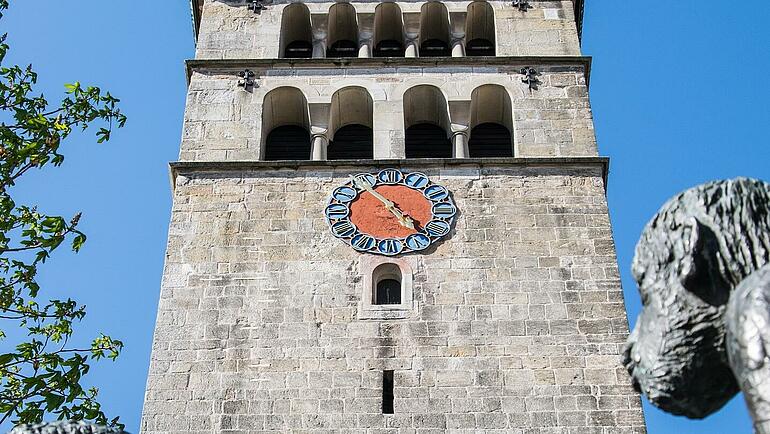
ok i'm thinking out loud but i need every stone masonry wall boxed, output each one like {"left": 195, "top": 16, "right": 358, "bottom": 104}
{"left": 196, "top": 1, "right": 581, "bottom": 60}
{"left": 181, "top": 66, "right": 596, "bottom": 161}
{"left": 141, "top": 164, "right": 646, "bottom": 433}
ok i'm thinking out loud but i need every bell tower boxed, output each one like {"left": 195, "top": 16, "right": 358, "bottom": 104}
{"left": 142, "top": 0, "right": 647, "bottom": 431}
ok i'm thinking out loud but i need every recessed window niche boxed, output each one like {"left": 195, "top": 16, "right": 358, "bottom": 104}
{"left": 359, "top": 256, "right": 416, "bottom": 320}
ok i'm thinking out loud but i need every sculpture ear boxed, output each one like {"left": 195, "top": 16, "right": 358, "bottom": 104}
{"left": 678, "top": 217, "right": 730, "bottom": 305}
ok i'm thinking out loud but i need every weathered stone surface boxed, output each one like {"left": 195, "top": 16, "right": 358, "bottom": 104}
{"left": 195, "top": 1, "right": 581, "bottom": 60}
{"left": 141, "top": 165, "right": 645, "bottom": 432}
{"left": 181, "top": 66, "right": 596, "bottom": 161}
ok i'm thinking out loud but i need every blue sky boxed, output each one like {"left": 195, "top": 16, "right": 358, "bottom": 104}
{"left": 1, "top": 1, "right": 768, "bottom": 433}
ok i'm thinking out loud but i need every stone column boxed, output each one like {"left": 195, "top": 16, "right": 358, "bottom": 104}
{"left": 405, "top": 37, "right": 418, "bottom": 58}
{"left": 451, "top": 36, "right": 465, "bottom": 57}
{"left": 452, "top": 131, "right": 469, "bottom": 158}
{"left": 358, "top": 39, "right": 371, "bottom": 58}
{"left": 311, "top": 134, "right": 328, "bottom": 160}
{"left": 312, "top": 34, "right": 327, "bottom": 58}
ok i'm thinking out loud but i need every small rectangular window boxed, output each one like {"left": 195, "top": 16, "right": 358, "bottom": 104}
{"left": 382, "top": 370, "right": 394, "bottom": 414}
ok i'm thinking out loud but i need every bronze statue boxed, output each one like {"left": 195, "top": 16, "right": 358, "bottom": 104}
{"left": 624, "top": 177, "right": 770, "bottom": 432}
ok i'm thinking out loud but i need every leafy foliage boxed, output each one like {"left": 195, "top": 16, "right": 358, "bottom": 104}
{"left": 0, "top": 0, "right": 126, "bottom": 427}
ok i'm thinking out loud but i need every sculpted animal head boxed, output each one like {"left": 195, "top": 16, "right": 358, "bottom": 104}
{"left": 624, "top": 177, "right": 770, "bottom": 418}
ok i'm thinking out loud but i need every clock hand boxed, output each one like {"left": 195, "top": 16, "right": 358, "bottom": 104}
{"left": 354, "top": 178, "right": 416, "bottom": 230}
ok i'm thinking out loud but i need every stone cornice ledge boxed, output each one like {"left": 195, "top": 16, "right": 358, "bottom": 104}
{"left": 169, "top": 157, "right": 610, "bottom": 193}
{"left": 186, "top": 56, "right": 593, "bottom": 86}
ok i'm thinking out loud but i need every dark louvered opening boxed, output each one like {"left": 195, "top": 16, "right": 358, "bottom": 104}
{"left": 264, "top": 125, "right": 311, "bottom": 161}
{"left": 419, "top": 39, "right": 450, "bottom": 57}
{"left": 328, "top": 124, "right": 374, "bottom": 160}
{"left": 469, "top": 123, "right": 513, "bottom": 158}
{"left": 465, "top": 38, "right": 495, "bottom": 56}
{"left": 284, "top": 40, "right": 313, "bottom": 58}
{"left": 327, "top": 40, "right": 358, "bottom": 58}
{"left": 375, "top": 279, "right": 401, "bottom": 305}
{"left": 373, "top": 40, "right": 405, "bottom": 57}
{"left": 405, "top": 123, "right": 452, "bottom": 158}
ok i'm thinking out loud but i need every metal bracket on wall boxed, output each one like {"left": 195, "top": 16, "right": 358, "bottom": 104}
{"left": 512, "top": 0, "right": 532, "bottom": 11}
{"left": 248, "top": 0, "right": 270, "bottom": 14}
{"left": 520, "top": 67, "right": 540, "bottom": 92}
{"left": 237, "top": 69, "right": 258, "bottom": 91}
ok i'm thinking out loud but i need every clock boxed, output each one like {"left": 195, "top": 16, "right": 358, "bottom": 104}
{"left": 324, "top": 169, "right": 457, "bottom": 256}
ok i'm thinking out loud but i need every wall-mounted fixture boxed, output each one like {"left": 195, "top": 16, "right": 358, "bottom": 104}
{"left": 520, "top": 67, "right": 540, "bottom": 92}
{"left": 237, "top": 69, "right": 257, "bottom": 90}
{"left": 512, "top": 1, "right": 532, "bottom": 12}
{"left": 248, "top": 0, "right": 270, "bottom": 14}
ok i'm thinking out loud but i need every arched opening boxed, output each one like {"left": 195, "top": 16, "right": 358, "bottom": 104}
{"left": 403, "top": 85, "right": 452, "bottom": 158}
{"left": 279, "top": 3, "right": 313, "bottom": 58}
{"left": 373, "top": 3, "right": 405, "bottom": 57}
{"left": 327, "top": 3, "right": 359, "bottom": 58}
{"left": 262, "top": 87, "right": 312, "bottom": 160}
{"left": 373, "top": 263, "right": 402, "bottom": 305}
{"left": 468, "top": 84, "right": 514, "bottom": 157}
{"left": 465, "top": 2, "right": 495, "bottom": 56}
{"left": 328, "top": 87, "right": 374, "bottom": 160}
{"left": 419, "top": 2, "right": 451, "bottom": 57}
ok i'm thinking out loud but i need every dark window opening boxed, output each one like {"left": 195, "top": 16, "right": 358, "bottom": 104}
{"left": 382, "top": 370, "right": 394, "bottom": 414}
{"left": 284, "top": 40, "right": 313, "bottom": 58}
{"left": 468, "top": 123, "right": 513, "bottom": 158}
{"left": 264, "top": 125, "right": 311, "bottom": 161}
{"left": 374, "top": 40, "right": 405, "bottom": 57}
{"left": 375, "top": 279, "right": 401, "bottom": 305}
{"left": 328, "top": 124, "right": 374, "bottom": 160}
{"left": 465, "top": 38, "right": 495, "bottom": 56}
{"left": 420, "top": 39, "right": 450, "bottom": 57}
{"left": 327, "top": 40, "right": 358, "bottom": 58}
{"left": 405, "top": 123, "right": 452, "bottom": 158}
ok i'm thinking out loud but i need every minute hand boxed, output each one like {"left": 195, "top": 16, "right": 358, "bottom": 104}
{"left": 355, "top": 180, "right": 416, "bottom": 230}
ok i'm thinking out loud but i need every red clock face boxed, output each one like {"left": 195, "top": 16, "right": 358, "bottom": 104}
{"left": 349, "top": 185, "right": 433, "bottom": 239}
{"left": 325, "top": 170, "right": 457, "bottom": 256}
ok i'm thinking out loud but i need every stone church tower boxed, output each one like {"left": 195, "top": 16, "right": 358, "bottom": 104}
{"left": 141, "top": 0, "right": 647, "bottom": 431}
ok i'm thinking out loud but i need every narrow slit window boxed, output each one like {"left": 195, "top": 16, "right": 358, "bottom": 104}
{"left": 383, "top": 370, "right": 394, "bottom": 414}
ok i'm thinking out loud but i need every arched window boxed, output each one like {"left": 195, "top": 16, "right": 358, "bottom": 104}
{"left": 465, "top": 2, "right": 495, "bottom": 56}
{"left": 468, "top": 84, "right": 513, "bottom": 157}
{"left": 262, "top": 87, "right": 312, "bottom": 160}
{"left": 403, "top": 85, "right": 452, "bottom": 158}
{"left": 279, "top": 3, "right": 313, "bottom": 58}
{"left": 419, "top": 2, "right": 451, "bottom": 57}
{"left": 327, "top": 3, "right": 359, "bottom": 58}
{"left": 328, "top": 87, "right": 374, "bottom": 160}
{"left": 372, "top": 263, "right": 402, "bottom": 305}
{"left": 373, "top": 3, "right": 405, "bottom": 57}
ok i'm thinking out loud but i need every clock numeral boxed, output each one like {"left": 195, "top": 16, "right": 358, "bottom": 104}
{"left": 378, "top": 238, "right": 404, "bottom": 256}
{"left": 352, "top": 173, "right": 377, "bottom": 190}
{"left": 331, "top": 220, "right": 357, "bottom": 238}
{"left": 404, "top": 172, "right": 429, "bottom": 189}
{"left": 332, "top": 186, "right": 358, "bottom": 203}
{"left": 351, "top": 234, "right": 376, "bottom": 251}
{"left": 425, "top": 220, "right": 451, "bottom": 237}
{"left": 424, "top": 185, "right": 449, "bottom": 202}
{"left": 325, "top": 203, "right": 350, "bottom": 220}
{"left": 405, "top": 233, "right": 431, "bottom": 251}
{"left": 378, "top": 169, "right": 403, "bottom": 185}
{"left": 432, "top": 202, "right": 457, "bottom": 219}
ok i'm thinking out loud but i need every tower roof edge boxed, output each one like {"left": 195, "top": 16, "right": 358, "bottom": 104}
{"left": 191, "top": 0, "right": 203, "bottom": 40}
{"left": 574, "top": 0, "right": 585, "bottom": 40}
